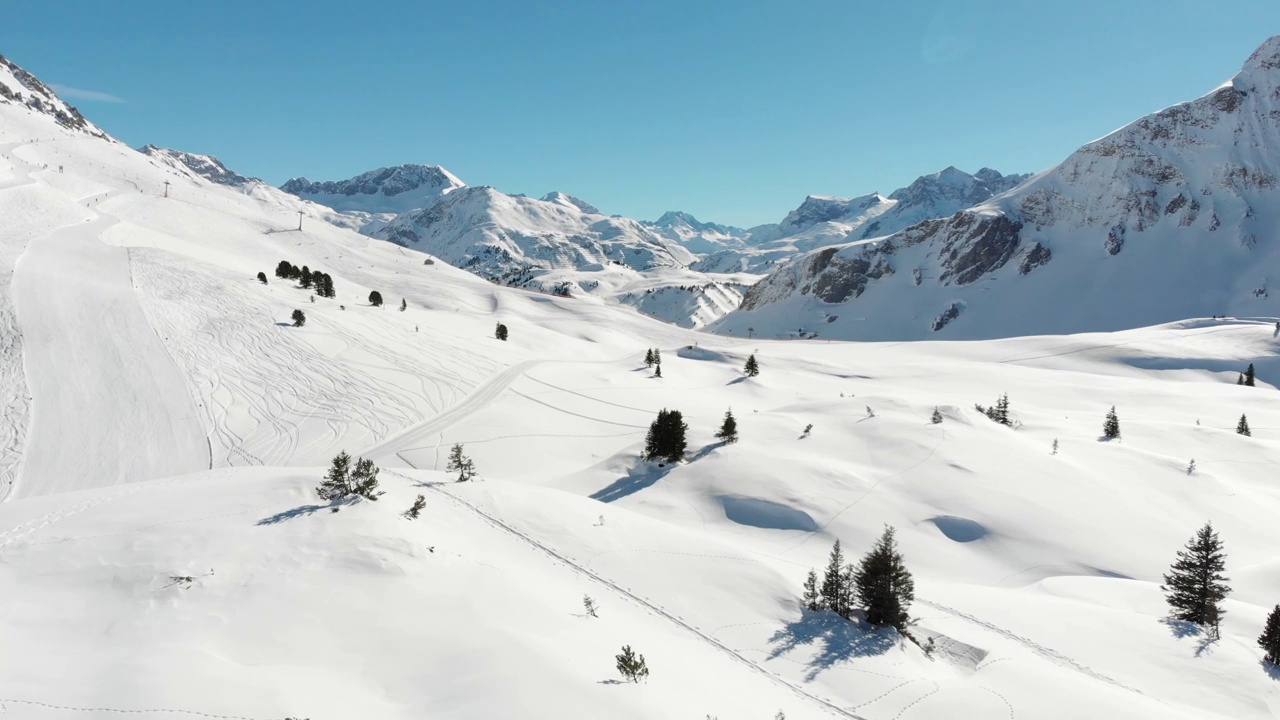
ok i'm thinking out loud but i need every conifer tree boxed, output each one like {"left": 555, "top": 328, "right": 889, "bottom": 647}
{"left": 1237, "top": 414, "right": 1251, "bottom": 436}
{"left": 287, "top": 264, "right": 302, "bottom": 280}
{"left": 931, "top": 407, "right": 942, "bottom": 424}
{"left": 1245, "top": 363, "right": 1256, "bottom": 387}
{"left": 643, "top": 409, "right": 687, "bottom": 462}
{"left": 1259, "top": 604, "right": 1280, "bottom": 665}
{"left": 1237, "top": 373, "right": 1245, "bottom": 385}
{"left": 615, "top": 645, "right": 649, "bottom": 682}
{"left": 300, "top": 266, "right": 313, "bottom": 289}
{"left": 316, "top": 451, "right": 352, "bottom": 501}
{"left": 403, "top": 494, "right": 426, "bottom": 520}
{"left": 1103, "top": 406, "right": 1121, "bottom": 439}
{"left": 446, "top": 443, "right": 477, "bottom": 482}
{"left": 652, "top": 348, "right": 661, "bottom": 365}
{"left": 744, "top": 353, "right": 760, "bottom": 377}
{"left": 994, "top": 393, "right": 1010, "bottom": 425}
{"left": 654, "top": 363, "right": 662, "bottom": 378}
{"left": 350, "top": 457, "right": 383, "bottom": 500}
{"left": 715, "top": 409, "right": 738, "bottom": 444}
{"left": 495, "top": 323, "right": 508, "bottom": 341}
{"left": 257, "top": 271, "right": 268, "bottom": 285}
{"left": 802, "top": 569, "right": 823, "bottom": 611}
{"left": 275, "top": 260, "right": 293, "bottom": 278}
{"left": 291, "top": 309, "right": 306, "bottom": 327}
{"left": 820, "top": 540, "right": 850, "bottom": 617}
{"left": 853, "top": 526, "right": 915, "bottom": 632}
{"left": 1162, "top": 522, "right": 1231, "bottom": 633}
{"left": 369, "top": 290, "right": 383, "bottom": 307}
{"left": 644, "top": 348, "right": 655, "bottom": 368}
{"left": 399, "top": 298, "right": 407, "bottom": 312}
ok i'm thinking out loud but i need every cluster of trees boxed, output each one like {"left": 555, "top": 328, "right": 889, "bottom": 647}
{"left": 274, "top": 260, "right": 335, "bottom": 298}
{"left": 801, "top": 527, "right": 915, "bottom": 633}
{"left": 974, "top": 393, "right": 1011, "bottom": 426}
{"left": 1236, "top": 363, "right": 1257, "bottom": 386}
{"left": 316, "top": 451, "right": 383, "bottom": 502}
{"left": 1161, "top": 523, "right": 1280, "bottom": 667}
{"left": 495, "top": 323, "right": 509, "bottom": 341}
{"left": 644, "top": 348, "right": 662, "bottom": 377}
{"left": 644, "top": 409, "right": 688, "bottom": 462}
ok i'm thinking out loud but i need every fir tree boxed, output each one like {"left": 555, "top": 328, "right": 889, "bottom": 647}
{"left": 1103, "top": 406, "right": 1121, "bottom": 439}
{"left": 801, "top": 569, "right": 823, "bottom": 611}
{"left": 652, "top": 348, "right": 661, "bottom": 365}
{"left": 930, "top": 407, "right": 942, "bottom": 424}
{"left": 1187, "top": 458, "right": 1196, "bottom": 475}
{"left": 853, "top": 526, "right": 915, "bottom": 632}
{"left": 402, "top": 494, "right": 426, "bottom": 520}
{"left": 1162, "top": 522, "right": 1231, "bottom": 632}
{"left": 1259, "top": 604, "right": 1280, "bottom": 665}
{"left": 644, "top": 348, "right": 655, "bottom": 368}
{"left": 820, "top": 540, "right": 850, "bottom": 617}
{"left": 369, "top": 290, "right": 383, "bottom": 307}
{"left": 583, "top": 594, "right": 598, "bottom": 618}
{"left": 446, "top": 443, "right": 477, "bottom": 482}
{"left": 274, "top": 260, "right": 293, "bottom": 279}
{"left": 1237, "top": 373, "right": 1245, "bottom": 386}
{"left": 744, "top": 354, "right": 760, "bottom": 377}
{"left": 257, "top": 271, "right": 268, "bottom": 285}
{"left": 316, "top": 451, "right": 352, "bottom": 501}
{"left": 291, "top": 309, "right": 306, "bottom": 327}
{"left": 1052, "top": 438, "right": 1059, "bottom": 455}
{"left": 994, "top": 393, "right": 1010, "bottom": 425}
{"left": 350, "top": 457, "right": 383, "bottom": 500}
{"left": 287, "top": 264, "right": 302, "bottom": 280}
{"left": 495, "top": 323, "right": 508, "bottom": 341}
{"left": 615, "top": 645, "right": 649, "bottom": 683}
{"left": 1237, "top": 414, "right": 1251, "bottom": 436}
{"left": 715, "top": 409, "right": 738, "bottom": 444}
{"left": 654, "top": 363, "right": 662, "bottom": 378}
{"left": 300, "top": 266, "right": 313, "bottom": 289}
{"left": 643, "top": 409, "right": 687, "bottom": 462}
{"left": 1245, "top": 363, "right": 1256, "bottom": 387}
{"left": 399, "top": 298, "right": 407, "bottom": 312}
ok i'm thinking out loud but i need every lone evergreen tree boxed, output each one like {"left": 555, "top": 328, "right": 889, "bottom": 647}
{"left": 853, "top": 526, "right": 915, "bottom": 632}
{"left": 931, "top": 407, "right": 943, "bottom": 424}
{"left": 715, "top": 409, "right": 738, "bottom": 444}
{"left": 583, "top": 594, "right": 598, "bottom": 618}
{"left": 369, "top": 291, "right": 383, "bottom": 307}
{"left": 316, "top": 451, "right": 351, "bottom": 501}
{"left": 1259, "top": 604, "right": 1280, "bottom": 665}
{"left": 820, "top": 540, "right": 851, "bottom": 617}
{"left": 316, "top": 452, "right": 383, "bottom": 502}
{"left": 801, "top": 568, "right": 823, "bottom": 611}
{"left": 257, "top": 271, "right": 268, "bottom": 285}
{"left": 399, "top": 298, "right": 407, "bottom": 312}
{"left": 643, "top": 409, "right": 687, "bottom": 462}
{"left": 402, "top": 494, "right": 426, "bottom": 520}
{"left": 615, "top": 645, "right": 649, "bottom": 683}
{"left": 291, "top": 309, "right": 306, "bottom": 327}
{"left": 644, "top": 348, "right": 655, "bottom": 368}
{"left": 1162, "top": 522, "right": 1231, "bottom": 633}
{"left": 1103, "top": 406, "right": 1121, "bottom": 439}
{"left": 495, "top": 323, "right": 508, "bottom": 341}
{"left": 1245, "top": 363, "right": 1256, "bottom": 387}
{"left": 994, "top": 393, "right": 1010, "bottom": 425}
{"left": 446, "top": 443, "right": 477, "bottom": 482}
{"left": 1237, "top": 414, "right": 1251, "bottom": 436}
{"left": 744, "top": 354, "right": 760, "bottom": 377}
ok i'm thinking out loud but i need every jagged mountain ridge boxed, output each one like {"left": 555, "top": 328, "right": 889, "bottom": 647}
{"left": 714, "top": 36, "right": 1280, "bottom": 341}
{"left": 138, "top": 144, "right": 254, "bottom": 186}
{"left": 281, "top": 164, "right": 466, "bottom": 214}
{"left": 0, "top": 52, "right": 108, "bottom": 139}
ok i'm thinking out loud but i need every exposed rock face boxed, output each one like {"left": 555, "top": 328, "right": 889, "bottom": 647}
{"left": 715, "top": 36, "right": 1280, "bottom": 340}
{"left": 280, "top": 165, "right": 466, "bottom": 214}
{"left": 0, "top": 53, "right": 110, "bottom": 139}
{"left": 138, "top": 146, "right": 252, "bottom": 186}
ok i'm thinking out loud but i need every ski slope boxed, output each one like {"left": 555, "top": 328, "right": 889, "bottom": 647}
{"left": 0, "top": 53, "right": 1278, "bottom": 720}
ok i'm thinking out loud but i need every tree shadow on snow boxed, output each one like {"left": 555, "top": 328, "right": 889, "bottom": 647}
{"left": 256, "top": 496, "right": 362, "bottom": 525}
{"left": 767, "top": 609, "right": 897, "bottom": 681}
{"left": 1263, "top": 661, "right": 1280, "bottom": 681}
{"left": 726, "top": 376, "right": 748, "bottom": 386}
{"left": 1159, "top": 618, "right": 1219, "bottom": 657}
{"left": 590, "top": 461, "right": 676, "bottom": 503}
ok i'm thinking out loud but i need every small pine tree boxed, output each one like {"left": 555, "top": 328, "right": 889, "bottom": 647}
{"left": 495, "top": 323, "right": 508, "bottom": 341}
{"left": 1237, "top": 373, "right": 1245, "bottom": 386}
{"left": 399, "top": 298, "right": 407, "bottom": 312}
{"left": 403, "top": 494, "right": 426, "bottom": 520}
{"left": 853, "top": 526, "right": 915, "bottom": 632}
{"left": 257, "top": 271, "right": 268, "bottom": 285}
{"left": 715, "top": 409, "right": 738, "bottom": 444}
{"left": 615, "top": 645, "right": 649, "bottom": 682}
{"left": 291, "top": 309, "right": 306, "bottom": 327}
{"left": 744, "top": 354, "right": 760, "bottom": 377}
{"left": 802, "top": 423, "right": 813, "bottom": 436}
{"left": 1237, "top": 414, "right": 1251, "bottom": 436}
{"left": 350, "top": 457, "right": 383, "bottom": 501}
{"left": 1162, "top": 522, "right": 1231, "bottom": 632}
{"left": 801, "top": 568, "right": 823, "bottom": 611}
{"left": 930, "top": 407, "right": 942, "bottom": 424}
{"left": 643, "top": 409, "right": 687, "bottom": 462}
{"left": 1187, "top": 458, "right": 1196, "bottom": 475}
{"left": 654, "top": 363, "right": 662, "bottom": 378}
{"left": 644, "top": 348, "right": 655, "bottom": 368}
{"left": 652, "top": 348, "right": 661, "bottom": 365}
{"left": 446, "top": 443, "right": 477, "bottom": 482}
{"left": 583, "top": 594, "right": 598, "bottom": 618}
{"left": 820, "top": 540, "right": 850, "bottom": 617}
{"left": 316, "top": 451, "right": 352, "bottom": 501}
{"left": 1259, "top": 604, "right": 1280, "bottom": 665}
{"left": 1051, "top": 438, "right": 1059, "bottom": 455}
{"left": 369, "top": 291, "right": 383, "bottom": 307}
{"left": 994, "top": 393, "right": 1010, "bottom": 425}
{"left": 1103, "top": 406, "right": 1121, "bottom": 439}
{"left": 1245, "top": 363, "right": 1256, "bottom": 387}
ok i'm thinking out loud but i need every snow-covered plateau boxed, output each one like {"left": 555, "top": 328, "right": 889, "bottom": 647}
{"left": 0, "top": 37, "right": 1276, "bottom": 720}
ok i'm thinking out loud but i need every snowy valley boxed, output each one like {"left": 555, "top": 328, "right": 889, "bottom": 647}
{"left": 0, "top": 34, "right": 1277, "bottom": 720}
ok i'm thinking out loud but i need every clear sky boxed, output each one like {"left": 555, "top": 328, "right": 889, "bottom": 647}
{"left": 5, "top": 1, "right": 1278, "bottom": 226}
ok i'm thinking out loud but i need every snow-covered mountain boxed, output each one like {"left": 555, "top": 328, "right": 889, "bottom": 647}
{"left": 644, "top": 210, "right": 749, "bottom": 254}
{"left": 281, "top": 163, "right": 466, "bottom": 214}
{"left": 716, "top": 37, "right": 1280, "bottom": 341}
{"left": 138, "top": 144, "right": 254, "bottom": 186}
{"left": 0, "top": 52, "right": 108, "bottom": 140}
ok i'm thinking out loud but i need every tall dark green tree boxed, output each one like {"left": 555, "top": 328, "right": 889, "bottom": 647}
{"left": 654, "top": 363, "right": 662, "bottom": 378}
{"left": 275, "top": 260, "right": 293, "bottom": 278}
{"left": 643, "top": 409, "right": 687, "bottom": 462}
{"left": 1237, "top": 414, "right": 1252, "bottom": 436}
{"left": 644, "top": 348, "right": 655, "bottom": 368}
{"left": 820, "top": 540, "right": 851, "bottom": 617}
{"left": 744, "top": 354, "right": 760, "bottom": 377}
{"left": 369, "top": 290, "right": 383, "bottom": 307}
{"left": 994, "top": 393, "right": 1010, "bottom": 425}
{"left": 801, "top": 569, "right": 823, "bottom": 611}
{"left": 291, "top": 309, "right": 306, "bottom": 327}
{"left": 316, "top": 451, "right": 351, "bottom": 501}
{"left": 399, "top": 298, "right": 407, "bottom": 312}
{"left": 715, "top": 409, "right": 738, "bottom": 444}
{"left": 1103, "top": 406, "right": 1121, "bottom": 439}
{"left": 300, "top": 266, "right": 313, "bottom": 289}
{"left": 1161, "top": 522, "right": 1231, "bottom": 633}
{"left": 652, "top": 348, "right": 661, "bottom": 365}
{"left": 853, "top": 526, "right": 915, "bottom": 632}
{"left": 287, "top": 264, "right": 302, "bottom": 280}
{"left": 1259, "top": 605, "right": 1280, "bottom": 665}
{"left": 1245, "top": 363, "right": 1256, "bottom": 387}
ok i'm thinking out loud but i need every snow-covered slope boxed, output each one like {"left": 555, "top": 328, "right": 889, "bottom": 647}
{"left": 0, "top": 52, "right": 108, "bottom": 140}
{"left": 645, "top": 210, "right": 749, "bottom": 254}
{"left": 718, "top": 37, "right": 1280, "bottom": 341}
{"left": 138, "top": 144, "right": 254, "bottom": 186}
{"left": 2, "top": 48, "right": 1280, "bottom": 720}
{"left": 281, "top": 163, "right": 466, "bottom": 214}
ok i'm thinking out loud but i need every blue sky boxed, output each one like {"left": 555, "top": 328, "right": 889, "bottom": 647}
{"left": 5, "top": 1, "right": 1278, "bottom": 226}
